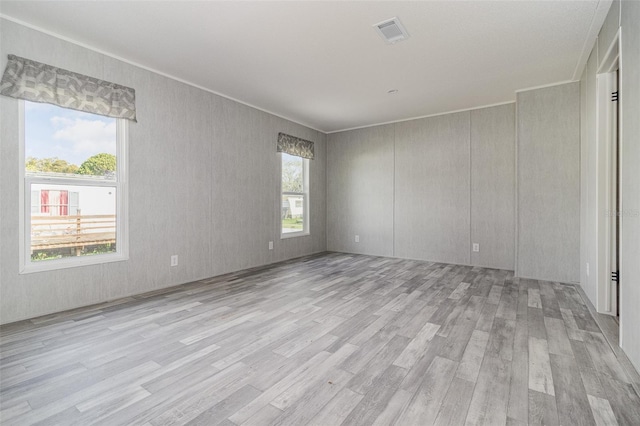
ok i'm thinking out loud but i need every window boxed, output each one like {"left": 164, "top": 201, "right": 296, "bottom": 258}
{"left": 20, "top": 101, "right": 127, "bottom": 272}
{"left": 281, "top": 153, "right": 309, "bottom": 237}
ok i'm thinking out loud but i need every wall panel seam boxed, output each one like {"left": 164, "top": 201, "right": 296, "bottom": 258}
{"left": 514, "top": 96, "right": 520, "bottom": 277}
{"left": 393, "top": 123, "right": 396, "bottom": 257}
{"left": 469, "top": 111, "right": 473, "bottom": 266}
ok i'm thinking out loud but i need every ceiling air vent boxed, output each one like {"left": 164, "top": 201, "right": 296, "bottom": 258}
{"left": 373, "top": 17, "right": 410, "bottom": 44}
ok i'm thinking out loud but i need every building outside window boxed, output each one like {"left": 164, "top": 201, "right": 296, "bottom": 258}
{"left": 21, "top": 101, "right": 128, "bottom": 272}
{"left": 281, "top": 152, "right": 309, "bottom": 236}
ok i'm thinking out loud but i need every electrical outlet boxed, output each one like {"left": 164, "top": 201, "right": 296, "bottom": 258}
{"left": 355, "top": 235, "right": 360, "bottom": 243}
{"left": 171, "top": 255, "right": 178, "bottom": 267}
{"left": 269, "top": 241, "right": 273, "bottom": 250}
{"left": 472, "top": 243, "right": 479, "bottom": 252}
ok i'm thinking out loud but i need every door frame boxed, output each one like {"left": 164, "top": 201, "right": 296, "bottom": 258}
{"left": 595, "top": 32, "right": 620, "bottom": 316}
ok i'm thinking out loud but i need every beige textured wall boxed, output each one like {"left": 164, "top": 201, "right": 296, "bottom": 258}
{"left": 327, "top": 104, "right": 516, "bottom": 270}
{"left": 578, "top": 0, "right": 640, "bottom": 372}
{"left": 395, "top": 112, "right": 471, "bottom": 265}
{"left": 0, "top": 19, "right": 327, "bottom": 324}
{"left": 327, "top": 125, "right": 395, "bottom": 257}
{"left": 516, "top": 83, "right": 581, "bottom": 283}
{"left": 580, "top": 47, "right": 599, "bottom": 303}
{"left": 598, "top": 0, "right": 620, "bottom": 63}
{"left": 471, "top": 105, "right": 515, "bottom": 270}
{"left": 619, "top": 0, "right": 640, "bottom": 372}
{"left": 576, "top": 0, "right": 640, "bottom": 373}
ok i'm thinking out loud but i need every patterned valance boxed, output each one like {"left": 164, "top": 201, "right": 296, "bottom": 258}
{"left": 277, "top": 132, "right": 314, "bottom": 160}
{"left": 0, "top": 55, "right": 136, "bottom": 121}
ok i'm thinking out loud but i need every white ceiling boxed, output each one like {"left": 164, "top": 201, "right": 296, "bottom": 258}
{"left": 0, "top": 1, "right": 611, "bottom": 133}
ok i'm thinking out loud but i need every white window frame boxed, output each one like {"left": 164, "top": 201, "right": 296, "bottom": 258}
{"left": 280, "top": 154, "right": 310, "bottom": 239}
{"left": 19, "top": 100, "right": 129, "bottom": 274}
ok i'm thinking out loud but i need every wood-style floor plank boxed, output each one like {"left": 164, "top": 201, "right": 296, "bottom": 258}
{"left": 432, "top": 377, "right": 474, "bottom": 426}
{"left": 549, "top": 353, "right": 595, "bottom": 426}
{"left": 396, "top": 356, "right": 458, "bottom": 426}
{"left": 528, "top": 389, "right": 559, "bottom": 426}
{"left": 1, "top": 252, "right": 638, "bottom": 426}
{"left": 528, "top": 337, "right": 555, "bottom": 396}
{"left": 587, "top": 395, "right": 618, "bottom": 426}
{"left": 507, "top": 347, "right": 529, "bottom": 425}
{"left": 305, "top": 387, "right": 362, "bottom": 426}
{"left": 465, "top": 355, "right": 511, "bottom": 425}
{"left": 340, "top": 365, "right": 408, "bottom": 426}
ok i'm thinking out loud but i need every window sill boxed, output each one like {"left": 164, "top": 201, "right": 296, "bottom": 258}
{"left": 20, "top": 253, "right": 128, "bottom": 274}
{"left": 280, "top": 231, "right": 310, "bottom": 240}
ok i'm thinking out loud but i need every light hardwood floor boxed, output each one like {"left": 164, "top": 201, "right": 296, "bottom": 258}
{"left": 1, "top": 252, "right": 639, "bottom": 425}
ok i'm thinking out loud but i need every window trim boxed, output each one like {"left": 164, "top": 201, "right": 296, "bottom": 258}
{"left": 280, "top": 154, "right": 310, "bottom": 239}
{"left": 18, "top": 100, "right": 129, "bottom": 274}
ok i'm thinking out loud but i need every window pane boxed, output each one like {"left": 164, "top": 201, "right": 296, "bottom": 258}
{"left": 282, "top": 153, "right": 303, "bottom": 193}
{"left": 25, "top": 101, "right": 117, "bottom": 180}
{"left": 30, "top": 183, "right": 117, "bottom": 261}
{"left": 281, "top": 194, "right": 304, "bottom": 234}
